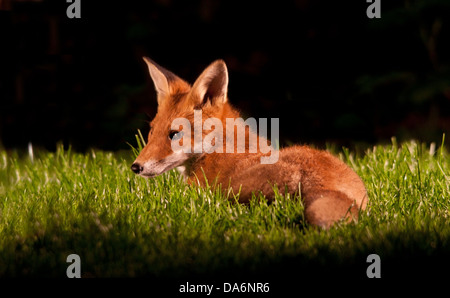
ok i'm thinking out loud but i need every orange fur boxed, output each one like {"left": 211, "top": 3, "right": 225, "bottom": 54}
{"left": 133, "top": 58, "right": 368, "bottom": 229}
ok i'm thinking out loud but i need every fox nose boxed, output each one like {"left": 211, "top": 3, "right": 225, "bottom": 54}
{"left": 131, "top": 163, "right": 143, "bottom": 174}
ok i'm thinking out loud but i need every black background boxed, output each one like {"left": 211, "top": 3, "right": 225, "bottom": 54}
{"left": 1, "top": 0, "right": 449, "bottom": 152}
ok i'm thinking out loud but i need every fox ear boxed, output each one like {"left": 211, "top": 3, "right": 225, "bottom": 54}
{"left": 143, "top": 57, "right": 189, "bottom": 105}
{"left": 191, "top": 60, "right": 228, "bottom": 107}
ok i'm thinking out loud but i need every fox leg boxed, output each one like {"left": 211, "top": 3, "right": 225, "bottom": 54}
{"left": 303, "top": 190, "right": 360, "bottom": 228}
{"left": 220, "top": 161, "right": 361, "bottom": 228}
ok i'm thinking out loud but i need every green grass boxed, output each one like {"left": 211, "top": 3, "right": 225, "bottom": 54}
{"left": 0, "top": 136, "right": 449, "bottom": 280}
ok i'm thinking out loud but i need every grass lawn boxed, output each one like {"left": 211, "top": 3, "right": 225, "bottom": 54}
{"left": 0, "top": 136, "right": 449, "bottom": 285}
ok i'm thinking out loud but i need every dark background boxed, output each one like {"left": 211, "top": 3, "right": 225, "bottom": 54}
{"left": 1, "top": 0, "right": 449, "bottom": 152}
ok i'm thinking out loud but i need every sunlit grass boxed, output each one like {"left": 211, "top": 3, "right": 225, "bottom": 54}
{"left": 0, "top": 135, "right": 449, "bottom": 278}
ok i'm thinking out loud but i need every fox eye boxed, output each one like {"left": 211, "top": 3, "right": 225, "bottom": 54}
{"left": 169, "top": 130, "right": 184, "bottom": 141}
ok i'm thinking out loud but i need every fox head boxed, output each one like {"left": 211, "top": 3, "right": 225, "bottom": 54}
{"left": 131, "top": 57, "right": 230, "bottom": 178}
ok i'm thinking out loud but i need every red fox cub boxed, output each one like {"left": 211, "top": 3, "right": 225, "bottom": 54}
{"left": 131, "top": 57, "right": 368, "bottom": 228}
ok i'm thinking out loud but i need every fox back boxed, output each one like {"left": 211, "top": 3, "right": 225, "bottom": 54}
{"left": 132, "top": 57, "right": 368, "bottom": 228}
